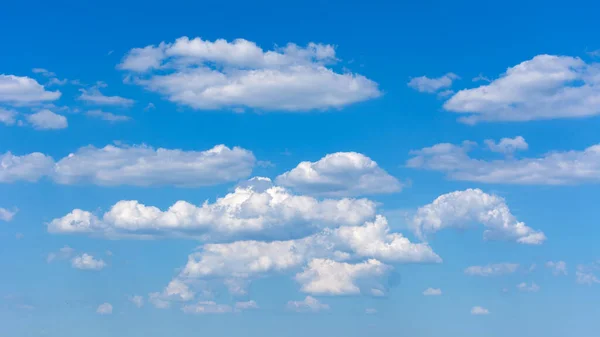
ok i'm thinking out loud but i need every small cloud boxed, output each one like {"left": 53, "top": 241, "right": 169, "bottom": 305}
{"left": 586, "top": 49, "right": 600, "bottom": 58}
{"left": 256, "top": 160, "right": 275, "bottom": 168}
{"left": 96, "top": 303, "right": 113, "bottom": 315}
{"left": 546, "top": 261, "right": 567, "bottom": 276}
{"left": 85, "top": 110, "right": 131, "bottom": 123}
{"left": 464, "top": 263, "right": 520, "bottom": 277}
{"left": 129, "top": 295, "right": 143, "bottom": 308}
{"left": 15, "top": 233, "right": 24, "bottom": 239}
{"left": 32, "top": 68, "right": 56, "bottom": 77}
{"left": 234, "top": 300, "right": 258, "bottom": 311}
{"left": 71, "top": 253, "right": 106, "bottom": 270}
{"left": 286, "top": 296, "right": 329, "bottom": 312}
{"left": 365, "top": 308, "right": 377, "bottom": 314}
{"left": 25, "top": 109, "right": 68, "bottom": 130}
{"left": 422, "top": 288, "right": 442, "bottom": 296}
{"left": 471, "top": 306, "right": 489, "bottom": 315}
{"left": 576, "top": 264, "right": 600, "bottom": 285}
{"left": 437, "top": 89, "right": 454, "bottom": 98}
{"left": 144, "top": 103, "right": 155, "bottom": 111}
{"left": 516, "top": 282, "right": 540, "bottom": 292}
{"left": 0, "top": 207, "right": 17, "bottom": 221}
{"left": 408, "top": 73, "right": 459, "bottom": 93}
{"left": 47, "top": 246, "right": 75, "bottom": 263}
{"left": 472, "top": 73, "right": 491, "bottom": 82}
{"left": 47, "top": 78, "right": 68, "bottom": 86}
{"left": 78, "top": 85, "right": 135, "bottom": 107}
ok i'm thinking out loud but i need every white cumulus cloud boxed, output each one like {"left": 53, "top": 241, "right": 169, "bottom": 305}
{"left": 118, "top": 37, "right": 380, "bottom": 112}
{"left": 0, "top": 152, "right": 55, "bottom": 182}
{"left": 48, "top": 180, "right": 376, "bottom": 240}
{"left": 408, "top": 73, "right": 459, "bottom": 93}
{"left": 276, "top": 152, "right": 402, "bottom": 196}
{"left": 407, "top": 138, "right": 600, "bottom": 185}
{"left": 167, "top": 215, "right": 436, "bottom": 297}
{"left": 0, "top": 74, "right": 61, "bottom": 104}
{"left": 411, "top": 189, "right": 546, "bottom": 245}
{"left": 484, "top": 136, "right": 528, "bottom": 155}
{"left": 295, "top": 258, "right": 390, "bottom": 295}
{"left": 25, "top": 109, "right": 67, "bottom": 130}
{"left": 2, "top": 144, "right": 254, "bottom": 187}
{"left": 0, "top": 108, "right": 18, "bottom": 126}
{"left": 96, "top": 303, "right": 113, "bottom": 315}
{"left": 71, "top": 253, "right": 106, "bottom": 270}
{"left": 443, "top": 54, "right": 600, "bottom": 123}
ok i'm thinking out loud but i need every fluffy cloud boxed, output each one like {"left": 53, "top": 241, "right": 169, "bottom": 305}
{"left": 276, "top": 152, "right": 402, "bottom": 196}
{"left": 484, "top": 136, "right": 528, "bottom": 155}
{"left": 130, "top": 295, "right": 144, "bottom": 308}
{"left": 546, "top": 261, "right": 568, "bottom": 276}
{"left": 96, "top": 303, "right": 113, "bottom": 315}
{"left": 25, "top": 109, "right": 68, "bottom": 130}
{"left": 471, "top": 306, "right": 490, "bottom": 315}
{"left": 71, "top": 253, "right": 106, "bottom": 270}
{"left": 0, "top": 207, "right": 16, "bottom": 221}
{"left": 443, "top": 55, "right": 600, "bottom": 123}
{"left": 408, "top": 73, "right": 459, "bottom": 93}
{"left": 85, "top": 110, "right": 131, "bottom": 122}
{"left": 286, "top": 296, "right": 329, "bottom": 312}
{"left": 49, "top": 181, "right": 376, "bottom": 240}
{"left": 171, "top": 215, "right": 436, "bottom": 297}
{"left": 516, "top": 282, "right": 540, "bottom": 292}
{"left": 407, "top": 138, "right": 600, "bottom": 185}
{"left": 1, "top": 108, "right": 69, "bottom": 130}
{"left": 78, "top": 87, "right": 135, "bottom": 107}
{"left": 148, "top": 279, "right": 195, "bottom": 308}
{"left": 0, "top": 108, "right": 18, "bottom": 125}
{"left": 0, "top": 152, "right": 54, "bottom": 182}
{"left": 53, "top": 144, "right": 253, "bottom": 186}
{"left": 0, "top": 74, "right": 61, "bottom": 104}
{"left": 333, "top": 215, "right": 441, "bottom": 263}
{"left": 411, "top": 189, "right": 546, "bottom": 244}
{"left": 296, "top": 258, "right": 389, "bottom": 295}
{"left": 178, "top": 215, "right": 436, "bottom": 281}
{"left": 2, "top": 144, "right": 254, "bottom": 187}
{"left": 464, "top": 263, "right": 520, "bottom": 276}
{"left": 32, "top": 68, "right": 56, "bottom": 77}
{"left": 118, "top": 37, "right": 380, "bottom": 112}
{"left": 422, "top": 288, "right": 442, "bottom": 296}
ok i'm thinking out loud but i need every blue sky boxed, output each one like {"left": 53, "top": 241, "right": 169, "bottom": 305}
{"left": 1, "top": 0, "right": 600, "bottom": 336}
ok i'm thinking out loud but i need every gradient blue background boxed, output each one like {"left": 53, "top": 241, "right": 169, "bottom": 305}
{"left": 1, "top": 0, "right": 599, "bottom": 336}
